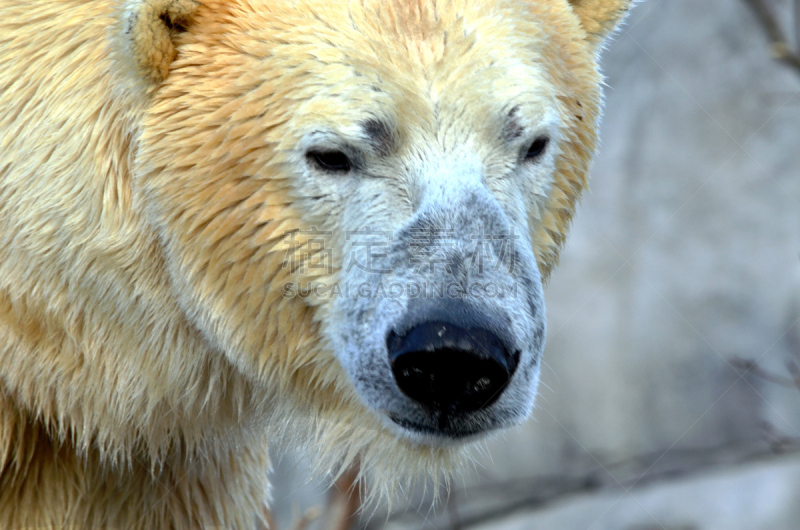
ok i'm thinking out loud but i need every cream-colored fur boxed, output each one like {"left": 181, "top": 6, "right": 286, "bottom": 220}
{"left": 0, "top": 0, "right": 631, "bottom": 528}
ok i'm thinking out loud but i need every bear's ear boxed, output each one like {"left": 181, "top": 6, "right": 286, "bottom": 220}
{"left": 122, "top": 0, "right": 200, "bottom": 83}
{"left": 567, "top": 0, "right": 634, "bottom": 49}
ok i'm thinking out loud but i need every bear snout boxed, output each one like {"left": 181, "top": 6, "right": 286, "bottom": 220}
{"left": 387, "top": 321, "right": 519, "bottom": 415}
{"left": 376, "top": 297, "right": 533, "bottom": 439}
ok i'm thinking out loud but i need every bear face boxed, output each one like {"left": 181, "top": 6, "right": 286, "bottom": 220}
{"left": 136, "top": 0, "right": 622, "bottom": 457}
{"left": 289, "top": 9, "right": 557, "bottom": 441}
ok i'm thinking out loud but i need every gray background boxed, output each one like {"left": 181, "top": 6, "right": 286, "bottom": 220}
{"left": 270, "top": 0, "right": 800, "bottom": 528}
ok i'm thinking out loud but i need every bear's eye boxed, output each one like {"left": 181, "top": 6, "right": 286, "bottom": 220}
{"left": 525, "top": 137, "right": 549, "bottom": 161}
{"left": 308, "top": 150, "right": 352, "bottom": 173}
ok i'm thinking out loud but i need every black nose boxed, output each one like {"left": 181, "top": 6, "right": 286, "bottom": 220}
{"left": 387, "top": 322, "right": 518, "bottom": 413}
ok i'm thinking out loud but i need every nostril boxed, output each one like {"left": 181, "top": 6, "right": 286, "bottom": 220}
{"left": 387, "top": 322, "right": 518, "bottom": 413}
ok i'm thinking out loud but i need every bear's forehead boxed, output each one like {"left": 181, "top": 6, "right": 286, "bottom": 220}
{"left": 217, "top": 0, "right": 556, "bottom": 129}
{"left": 218, "top": 0, "right": 550, "bottom": 80}
{"left": 169, "top": 0, "right": 589, "bottom": 154}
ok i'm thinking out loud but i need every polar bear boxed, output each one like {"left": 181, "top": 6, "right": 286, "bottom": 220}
{"left": 0, "top": 0, "right": 632, "bottom": 527}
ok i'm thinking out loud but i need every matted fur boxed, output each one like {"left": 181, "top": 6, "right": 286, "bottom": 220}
{"left": 0, "top": 0, "right": 632, "bottom": 527}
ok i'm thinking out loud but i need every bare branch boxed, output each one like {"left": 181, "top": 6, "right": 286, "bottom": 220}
{"left": 743, "top": 0, "right": 800, "bottom": 74}
{"left": 761, "top": 420, "right": 800, "bottom": 451}
{"left": 261, "top": 505, "right": 322, "bottom": 530}
{"left": 323, "top": 465, "right": 362, "bottom": 530}
{"left": 786, "top": 359, "right": 800, "bottom": 393}
{"left": 731, "top": 357, "right": 798, "bottom": 388}
{"left": 262, "top": 506, "right": 277, "bottom": 530}
{"left": 292, "top": 508, "right": 322, "bottom": 530}
{"left": 367, "top": 441, "right": 800, "bottom": 529}
{"left": 795, "top": 0, "right": 800, "bottom": 48}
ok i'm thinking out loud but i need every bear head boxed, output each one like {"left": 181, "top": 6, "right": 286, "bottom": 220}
{"left": 128, "top": 0, "right": 632, "bottom": 491}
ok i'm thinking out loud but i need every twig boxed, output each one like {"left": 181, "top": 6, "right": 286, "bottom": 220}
{"left": 324, "top": 464, "right": 362, "bottom": 530}
{"left": 368, "top": 441, "right": 800, "bottom": 529}
{"left": 786, "top": 359, "right": 800, "bottom": 393}
{"left": 263, "top": 506, "right": 277, "bottom": 530}
{"left": 760, "top": 420, "right": 800, "bottom": 451}
{"left": 743, "top": 0, "right": 800, "bottom": 74}
{"left": 795, "top": 0, "right": 800, "bottom": 48}
{"left": 731, "top": 357, "right": 798, "bottom": 388}
{"left": 262, "top": 504, "right": 322, "bottom": 530}
{"left": 292, "top": 507, "right": 322, "bottom": 530}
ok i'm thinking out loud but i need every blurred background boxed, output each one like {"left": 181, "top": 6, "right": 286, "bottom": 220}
{"left": 268, "top": 0, "right": 800, "bottom": 528}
